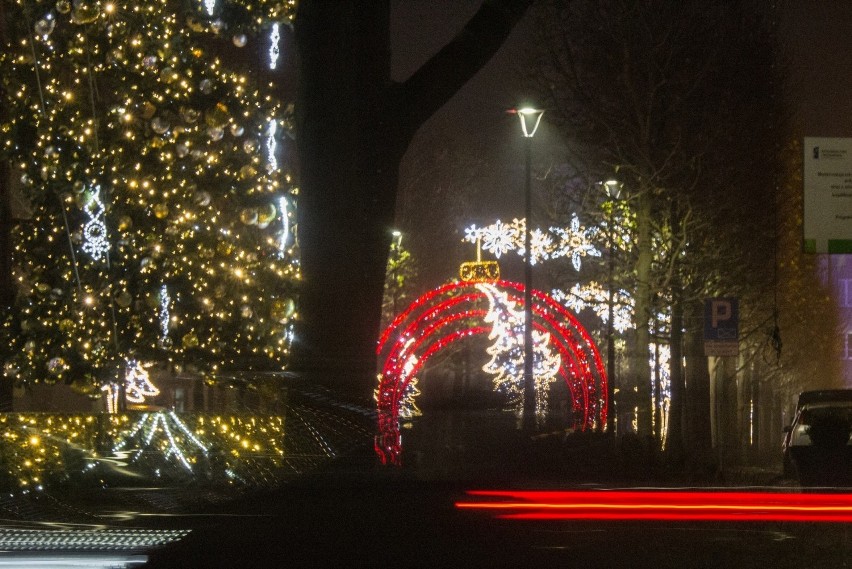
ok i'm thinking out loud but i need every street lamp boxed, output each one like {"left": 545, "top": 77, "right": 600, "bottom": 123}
{"left": 513, "top": 107, "right": 544, "bottom": 431}
{"left": 602, "top": 179, "right": 622, "bottom": 434}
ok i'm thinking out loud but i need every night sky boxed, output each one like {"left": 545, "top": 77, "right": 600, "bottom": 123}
{"left": 389, "top": 1, "right": 852, "bottom": 289}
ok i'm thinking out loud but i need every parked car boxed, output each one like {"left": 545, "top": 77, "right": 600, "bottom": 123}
{"left": 783, "top": 392, "right": 852, "bottom": 486}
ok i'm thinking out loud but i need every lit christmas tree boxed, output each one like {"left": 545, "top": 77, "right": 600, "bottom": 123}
{"left": 0, "top": 0, "right": 299, "bottom": 396}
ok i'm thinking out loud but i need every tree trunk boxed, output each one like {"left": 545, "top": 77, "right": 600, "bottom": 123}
{"left": 291, "top": 0, "right": 534, "bottom": 395}
{"left": 666, "top": 290, "right": 685, "bottom": 466}
{"left": 631, "top": 188, "right": 653, "bottom": 433}
{"left": 293, "top": 1, "right": 398, "bottom": 392}
{"left": 684, "top": 301, "right": 713, "bottom": 468}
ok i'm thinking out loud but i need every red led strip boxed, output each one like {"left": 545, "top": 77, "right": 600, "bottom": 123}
{"left": 457, "top": 490, "right": 852, "bottom": 523}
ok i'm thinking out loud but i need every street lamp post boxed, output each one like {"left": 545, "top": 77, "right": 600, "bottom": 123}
{"left": 513, "top": 107, "right": 544, "bottom": 431}
{"left": 603, "top": 180, "right": 621, "bottom": 434}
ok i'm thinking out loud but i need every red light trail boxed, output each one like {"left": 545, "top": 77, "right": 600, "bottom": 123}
{"left": 456, "top": 490, "right": 852, "bottom": 523}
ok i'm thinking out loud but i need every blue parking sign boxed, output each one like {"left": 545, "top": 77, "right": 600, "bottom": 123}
{"left": 704, "top": 298, "right": 739, "bottom": 356}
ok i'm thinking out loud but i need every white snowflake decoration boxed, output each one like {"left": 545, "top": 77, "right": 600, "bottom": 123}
{"left": 551, "top": 282, "right": 634, "bottom": 333}
{"left": 550, "top": 214, "right": 601, "bottom": 271}
{"left": 526, "top": 228, "right": 554, "bottom": 266}
{"left": 464, "top": 214, "right": 599, "bottom": 270}
{"left": 480, "top": 219, "right": 519, "bottom": 259}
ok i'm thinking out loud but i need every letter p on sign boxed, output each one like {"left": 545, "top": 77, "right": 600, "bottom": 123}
{"left": 704, "top": 297, "right": 739, "bottom": 343}
{"left": 711, "top": 300, "right": 732, "bottom": 328}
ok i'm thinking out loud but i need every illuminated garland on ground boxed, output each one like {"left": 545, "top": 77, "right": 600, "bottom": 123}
{"left": 114, "top": 411, "right": 209, "bottom": 471}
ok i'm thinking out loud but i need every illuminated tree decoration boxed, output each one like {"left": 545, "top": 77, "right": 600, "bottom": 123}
{"left": 101, "top": 360, "right": 160, "bottom": 413}
{"left": 159, "top": 285, "right": 171, "bottom": 348}
{"left": 400, "top": 377, "right": 422, "bottom": 419}
{"left": 478, "top": 283, "right": 560, "bottom": 413}
{"left": 269, "top": 23, "right": 281, "bottom": 70}
{"left": 0, "top": 0, "right": 301, "bottom": 390}
{"left": 266, "top": 117, "right": 278, "bottom": 172}
{"left": 81, "top": 185, "right": 109, "bottom": 262}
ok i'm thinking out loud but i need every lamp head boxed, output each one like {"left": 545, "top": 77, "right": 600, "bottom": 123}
{"left": 510, "top": 107, "right": 544, "bottom": 138}
{"left": 603, "top": 179, "right": 622, "bottom": 199}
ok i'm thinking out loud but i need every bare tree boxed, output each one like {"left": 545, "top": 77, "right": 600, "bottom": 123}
{"left": 527, "top": 0, "right": 822, "bottom": 468}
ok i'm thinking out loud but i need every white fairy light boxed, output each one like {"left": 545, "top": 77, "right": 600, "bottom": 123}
{"left": 266, "top": 118, "right": 278, "bottom": 172}
{"left": 278, "top": 196, "right": 289, "bottom": 257}
{"left": 159, "top": 285, "right": 170, "bottom": 343}
{"left": 81, "top": 185, "right": 109, "bottom": 261}
{"left": 203, "top": 0, "right": 215, "bottom": 16}
{"left": 269, "top": 23, "right": 281, "bottom": 70}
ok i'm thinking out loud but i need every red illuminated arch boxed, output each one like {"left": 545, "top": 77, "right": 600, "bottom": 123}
{"left": 374, "top": 280, "right": 607, "bottom": 464}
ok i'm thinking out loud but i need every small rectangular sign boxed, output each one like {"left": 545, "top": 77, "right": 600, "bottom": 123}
{"left": 704, "top": 298, "right": 739, "bottom": 356}
{"left": 803, "top": 137, "right": 852, "bottom": 253}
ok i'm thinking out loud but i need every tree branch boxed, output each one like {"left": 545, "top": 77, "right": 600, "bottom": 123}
{"left": 396, "top": 0, "right": 534, "bottom": 139}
